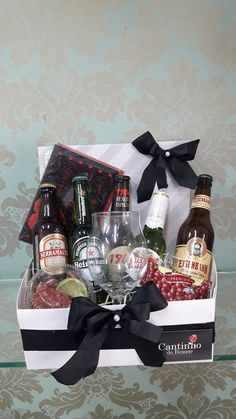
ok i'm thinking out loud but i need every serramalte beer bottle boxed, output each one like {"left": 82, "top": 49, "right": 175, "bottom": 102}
{"left": 71, "top": 175, "right": 107, "bottom": 303}
{"left": 173, "top": 174, "right": 214, "bottom": 286}
{"left": 143, "top": 191, "right": 169, "bottom": 262}
{"left": 111, "top": 175, "right": 130, "bottom": 211}
{"left": 32, "top": 183, "right": 68, "bottom": 274}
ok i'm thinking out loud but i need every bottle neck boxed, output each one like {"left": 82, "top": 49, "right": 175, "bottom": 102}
{"left": 73, "top": 182, "right": 92, "bottom": 226}
{"left": 111, "top": 181, "right": 130, "bottom": 211}
{"left": 145, "top": 192, "right": 168, "bottom": 229}
{"left": 39, "top": 189, "right": 58, "bottom": 220}
{"left": 191, "top": 182, "right": 212, "bottom": 212}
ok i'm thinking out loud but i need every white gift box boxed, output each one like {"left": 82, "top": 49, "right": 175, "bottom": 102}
{"left": 17, "top": 141, "right": 216, "bottom": 370}
{"left": 17, "top": 261, "right": 216, "bottom": 369}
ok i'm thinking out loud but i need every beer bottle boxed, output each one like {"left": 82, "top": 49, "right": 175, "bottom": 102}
{"left": 111, "top": 175, "right": 130, "bottom": 211}
{"left": 71, "top": 175, "right": 107, "bottom": 303}
{"left": 143, "top": 191, "right": 169, "bottom": 262}
{"left": 32, "top": 183, "right": 68, "bottom": 274}
{"left": 71, "top": 175, "right": 92, "bottom": 275}
{"left": 173, "top": 174, "right": 214, "bottom": 286}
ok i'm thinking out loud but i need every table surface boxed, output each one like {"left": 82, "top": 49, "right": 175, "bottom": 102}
{"left": 0, "top": 272, "right": 235, "bottom": 368}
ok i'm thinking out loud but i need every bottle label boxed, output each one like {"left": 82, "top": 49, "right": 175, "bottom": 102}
{"left": 87, "top": 238, "right": 105, "bottom": 282}
{"left": 75, "top": 186, "right": 91, "bottom": 224}
{"left": 80, "top": 191, "right": 87, "bottom": 218}
{"left": 113, "top": 195, "right": 129, "bottom": 210}
{"left": 191, "top": 194, "right": 211, "bottom": 211}
{"left": 72, "top": 236, "right": 93, "bottom": 282}
{"left": 117, "top": 188, "right": 129, "bottom": 197}
{"left": 39, "top": 233, "right": 68, "bottom": 273}
{"left": 145, "top": 192, "right": 169, "bottom": 229}
{"left": 173, "top": 237, "right": 212, "bottom": 286}
{"left": 112, "top": 188, "right": 129, "bottom": 211}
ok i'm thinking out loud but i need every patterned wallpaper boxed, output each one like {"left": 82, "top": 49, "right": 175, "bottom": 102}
{"left": 0, "top": 0, "right": 236, "bottom": 278}
{"left": 0, "top": 0, "right": 236, "bottom": 418}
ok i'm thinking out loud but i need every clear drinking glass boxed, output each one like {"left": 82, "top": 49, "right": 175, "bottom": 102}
{"left": 87, "top": 211, "right": 148, "bottom": 303}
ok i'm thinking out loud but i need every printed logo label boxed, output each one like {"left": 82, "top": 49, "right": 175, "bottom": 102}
{"left": 113, "top": 189, "right": 129, "bottom": 210}
{"left": 87, "top": 238, "right": 105, "bottom": 282}
{"left": 189, "top": 334, "right": 198, "bottom": 343}
{"left": 125, "top": 247, "right": 148, "bottom": 281}
{"left": 191, "top": 194, "right": 211, "bottom": 211}
{"left": 174, "top": 237, "right": 212, "bottom": 286}
{"left": 39, "top": 233, "right": 68, "bottom": 273}
{"left": 106, "top": 246, "right": 148, "bottom": 282}
{"left": 72, "top": 236, "right": 93, "bottom": 282}
{"left": 107, "top": 245, "right": 131, "bottom": 276}
{"left": 186, "top": 237, "right": 207, "bottom": 258}
{"left": 158, "top": 329, "right": 213, "bottom": 362}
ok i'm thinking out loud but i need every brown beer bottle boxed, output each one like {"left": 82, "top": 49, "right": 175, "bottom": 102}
{"left": 32, "top": 183, "right": 68, "bottom": 274}
{"left": 173, "top": 174, "right": 214, "bottom": 286}
{"left": 111, "top": 175, "right": 130, "bottom": 211}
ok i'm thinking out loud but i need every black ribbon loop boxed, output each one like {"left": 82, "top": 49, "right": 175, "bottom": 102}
{"left": 52, "top": 282, "right": 167, "bottom": 385}
{"left": 132, "top": 131, "right": 200, "bottom": 203}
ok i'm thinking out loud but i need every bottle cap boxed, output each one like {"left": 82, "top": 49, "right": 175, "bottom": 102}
{"left": 39, "top": 183, "right": 56, "bottom": 189}
{"left": 72, "top": 175, "right": 89, "bottom": 183}
{"left": 114, "top": 175, "right": 130, "bottom": 182}
{"left": 146, "top": 192, "right": 169, "bottom": 229}
{"left": 197, "top": 174, "right": 213, "bottom": 185}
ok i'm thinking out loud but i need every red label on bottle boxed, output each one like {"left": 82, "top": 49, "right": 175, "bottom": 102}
{"left": 39, "top": 233, "right": 68, "bottom": 273}
{"left": 116, "top": 188, "right": 129, "bottom": 196}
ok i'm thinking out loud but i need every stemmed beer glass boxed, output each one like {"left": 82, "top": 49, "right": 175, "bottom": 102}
{"left": 87, "top": 211, "right": 148, "bottom": 303}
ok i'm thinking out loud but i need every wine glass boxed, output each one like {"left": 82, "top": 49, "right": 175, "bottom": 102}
{"left": 87, "top": 211, "right": 148, "bottom": 304}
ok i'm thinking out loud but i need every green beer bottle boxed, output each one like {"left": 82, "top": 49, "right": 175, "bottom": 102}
{"left": 71, "top": 175, "right": 107, "bottom": 304}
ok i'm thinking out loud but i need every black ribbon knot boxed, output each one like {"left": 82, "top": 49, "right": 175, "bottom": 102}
{"left": 52, "top": 282, "right": 168, "bottom": 385}
{"left": 132, "top": 131, "right": 200, "bottom": 203}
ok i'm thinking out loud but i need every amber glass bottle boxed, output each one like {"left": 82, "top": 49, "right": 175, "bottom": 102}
{"left": 173, "top": 174, "right": 214, "bottom": 286}
{"left": 111, "top": 175, "right": 130, "bottom": 211}
{"left": 32, "top": 183, "right": 68, "bottom": 274}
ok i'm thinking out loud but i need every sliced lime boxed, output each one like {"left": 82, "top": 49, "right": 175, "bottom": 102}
{"left": 56, "top": 277, "right": 88, "bottom": 298}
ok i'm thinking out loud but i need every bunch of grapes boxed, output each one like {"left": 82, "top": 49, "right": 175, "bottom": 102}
{"left": 140, "top": 259, "right": 212, "bottom": 301}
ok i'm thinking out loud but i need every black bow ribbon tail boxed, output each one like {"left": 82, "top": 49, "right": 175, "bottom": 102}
{"left": 51, "top": 282, "right": 168, "bottom": 385}
{"left": 132, "top": 131, "right": 200, "bottom": 203}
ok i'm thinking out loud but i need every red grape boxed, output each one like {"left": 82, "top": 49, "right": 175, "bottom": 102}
{"left": 140, "top": 260, "right": 213, "bottom": 301}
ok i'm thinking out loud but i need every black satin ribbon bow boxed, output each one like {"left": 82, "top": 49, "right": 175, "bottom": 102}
{"left": 132, "top": 131, "right": 200, "bottom": 203}
{"left": 52, "top": 282, "right": 168, "bottom": 385}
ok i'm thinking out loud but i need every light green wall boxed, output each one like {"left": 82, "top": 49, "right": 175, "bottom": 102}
{"left": 0, "top": 0, "right": 236, "bottom": 278}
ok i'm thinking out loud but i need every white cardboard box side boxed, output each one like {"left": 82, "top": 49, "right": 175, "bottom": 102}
{"left": 23, "top": 348, "right": 213, "bottom": 370}
{"left": 17, "top": 262, "right": 216, "bottom": 369}
{"left": 17, "top": 261, "right": 217, "bottom": 330}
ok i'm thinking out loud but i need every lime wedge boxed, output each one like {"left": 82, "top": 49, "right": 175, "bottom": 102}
{"left": 56, "top": 277, "right": 88, "bottom": 298}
